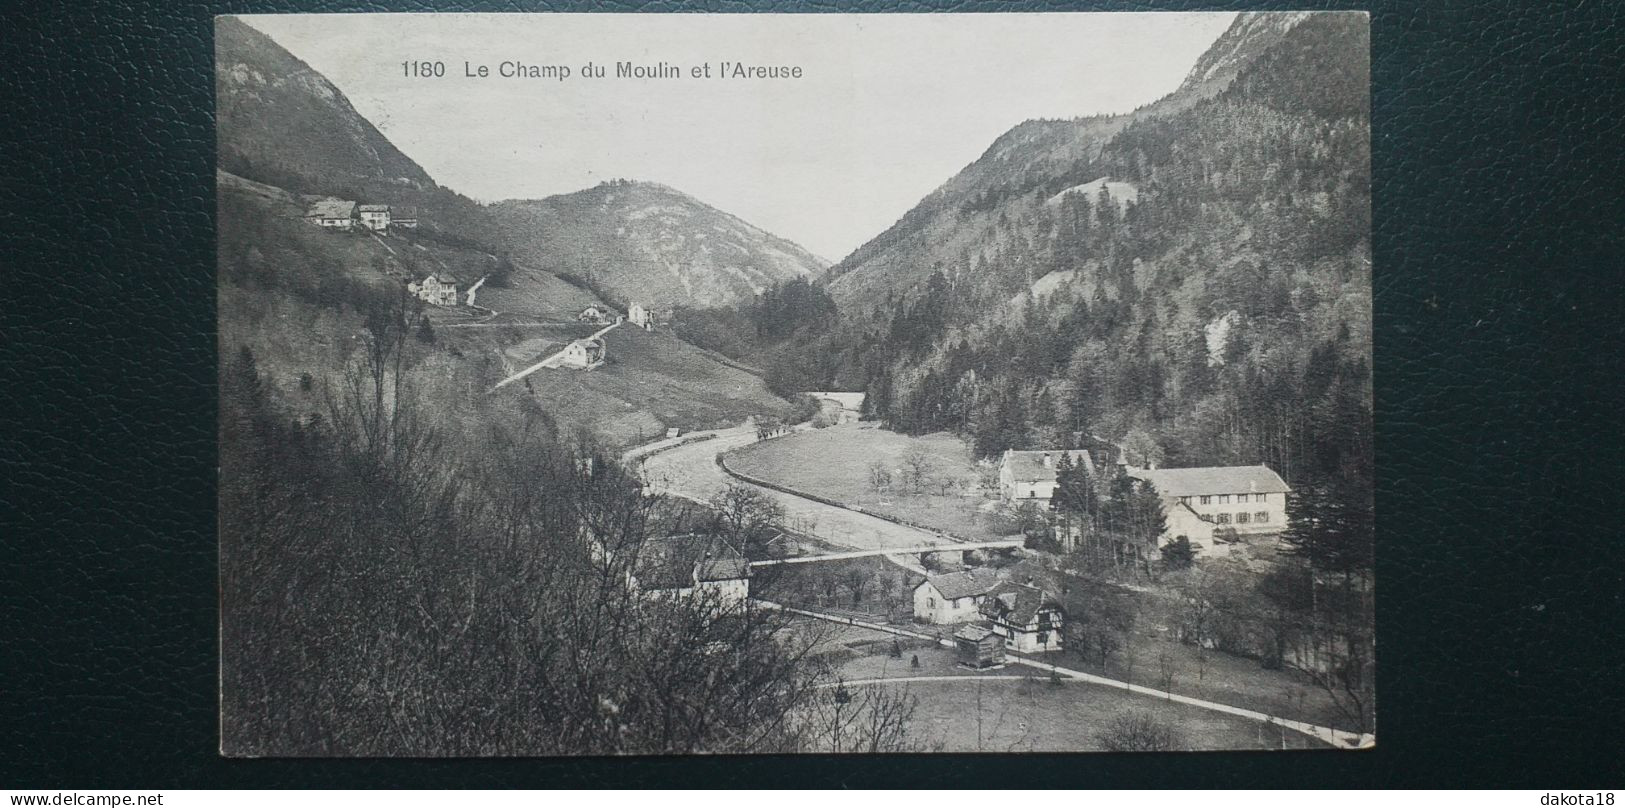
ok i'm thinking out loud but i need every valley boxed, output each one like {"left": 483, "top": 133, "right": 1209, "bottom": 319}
{"left": 217, "top": 11, "right": 1372, "bottom": 756}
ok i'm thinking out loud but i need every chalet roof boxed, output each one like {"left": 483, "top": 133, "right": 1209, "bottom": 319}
{"left": 1001, "top": 449, "right": 1093, "bottom": 484}
{"left": 696, "top": 556, "right": 750, "bottom": 582}
{"left": 979, "top": 582, "right": 1059, "bottom": 627}
{"left": 1130, "top": 465, "right": 1291, "bottom": 497}
{"left": 954, "top": 623, "right": 997, "bottom": 642}
{"left": 638, "top": 535, "right": 748, "bottom": 590}
{"left": 392, "top": 206, "right": 419, "bottom": 219}
{"left": 917, "top": 567, "right": 1004, "bottom": 601}
{"left": 357, "top": 203, "right": 390, "bottom": 212}
{"left": 305, "top": 199, "right": 355, "bottom": 219}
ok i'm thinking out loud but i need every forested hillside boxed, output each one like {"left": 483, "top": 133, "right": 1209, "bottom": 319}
{"left": 758, "top": 13, "right": 1370, "bottom": 501}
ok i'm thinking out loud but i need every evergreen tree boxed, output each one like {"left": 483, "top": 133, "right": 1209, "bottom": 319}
{"left": 1160, "top": 536, "right": 1198, "bottom": 570}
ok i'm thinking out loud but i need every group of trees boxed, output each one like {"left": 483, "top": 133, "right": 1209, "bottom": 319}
{"left": 219, "top": 290, "right": 923, "bottom": 755}
{"left": 1040, "top": 454, "right": 1170, "bottom": 576}
{"left": 865, "top": 447, "right": 951, "bottom": 496}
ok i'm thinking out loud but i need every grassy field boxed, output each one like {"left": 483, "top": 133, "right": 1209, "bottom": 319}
{"left": 832, "top": 642, "right": 1325, "bottom": 752}
{"left": 727, "top": 424, "right": 1011, "bottom": 539}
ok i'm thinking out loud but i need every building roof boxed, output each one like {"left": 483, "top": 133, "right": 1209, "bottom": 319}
{"left": 954, "top": 623, "right": 997, "bottom": 642}
{"left": 804, "top": 392, "right": 867, "bottom": 412}
{"left": 917, "top": 567, "right": 1004, "bottom": 601}
{"left": 1129, "top": 465, "right": 1291, "bottom": 497}
{"left": 393, "top": 206, "right": 419, "bottom": 219}
{"left": 305, "top": 199, "right": 355, "bottom": 219}
{"left": 638, "top": 535, "right": 748, "bottom": 590}
{"left": 357, "top": 203, "right": 390, "bottom": 212}
{"left": 980, "top": 582, "right": 1060, "bottom": 627}
{"left": 1001, "top": 449, "right": 1093, "bottom": 484}
{"left": 570, "top": 337, "right": 605, "bottom": 357}
{"left": 696, "top": 556, "right": 750, "bottom": 582}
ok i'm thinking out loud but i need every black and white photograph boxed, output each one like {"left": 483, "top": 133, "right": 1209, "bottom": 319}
{"left": 216, "top": 11, "right": 1373, "bottom": 757}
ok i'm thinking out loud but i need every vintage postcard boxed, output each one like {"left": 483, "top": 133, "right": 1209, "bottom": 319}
{"left": 217, "top": 11, "right": 1372, "bottom": 756}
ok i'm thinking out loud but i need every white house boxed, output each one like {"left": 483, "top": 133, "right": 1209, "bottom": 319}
{"left": 556, "top": 337, "right": 606, "bottom": 371}
{"left": 578, "top": 305, "right": 613, "bottom": 325}
{"left": 635, "top": 535, "right": 751, "bottom": 610}
{"left": 979, "top": 581, "right": 1064, "bottom": 654}
{"left": 303, "top": 199, "right": 356, "bottom": 229}
{"left": 628, "top": 302, "right": 666, "bottom": 330}
{"left": 1128, "top": 464, "right": 1292, "bottom": 554}
{"left": 912, "top": 567, "right": 1004, "bottom": 624}
{"left": 357, "top": 203, "right": 391, "bottom": 231}
{"left": 407, "top": 274, "right": 459, "bottom": 307}
{"left": 998, "top": 449, "right": 1093, "bottom": 504}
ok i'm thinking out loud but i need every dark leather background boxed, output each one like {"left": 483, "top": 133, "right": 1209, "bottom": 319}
{"left": 4, "top": 0, "right": 1623, "bottom": 789}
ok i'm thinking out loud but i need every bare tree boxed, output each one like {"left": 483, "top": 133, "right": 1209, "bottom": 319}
{"left": 798, "top": 682, "right": 923, "bottom": 753}
{"left": 1097, "top": 711, "right": 1182, "bottom": 752}
{"left": 1156, "top": 651, "right": 1177, "bottom": 696}
{"left": 866, "top": 460, "right": 893, "bottom": 493}
{"left": 709, "top": 482, "right": 786, "bottom": 551}
{"left": 899, "top": 447, "right": 934, "bottom": 494}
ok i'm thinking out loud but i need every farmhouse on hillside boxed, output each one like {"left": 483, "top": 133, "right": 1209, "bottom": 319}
{"left": 391, "top": 206, "right": 418, "bottom": 228}
{"left": 628, "top": 301, "right": 668, "bottom": 330}
{"left": 357, "top": 203, "right": 391, "bottom": 231}
{"left": 556, "top": 337, "right": 606, "bottom": 371}
{"left": 912, "top": 567, "right": 1004, "bottom": 624}
{"left": 407, "top": 274, "right": 459, "bottom": 307}
{"left": 303, "top": 199, "right": 356, "bottom": 229}
{"left": 979, "top": 581, "right": 1064, "bottom": 654}
{"left": 578, "top": 305, "right": 615, "bottom": 325}
{"left": 634, "top": 535, "right": 751, "bottom": 610}
{"left": 998, "top": 449, "right": 1093, "bottom": 504}
{"left": 1128, "top": 465, "right": 1292, "bottom": 555}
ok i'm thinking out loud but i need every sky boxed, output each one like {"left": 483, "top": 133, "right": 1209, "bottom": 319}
{"left": 245, "top": 13, "right": 1236, "bottom": 263}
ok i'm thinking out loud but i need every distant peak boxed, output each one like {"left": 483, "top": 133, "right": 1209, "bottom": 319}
{"left": 1178, "top": 11, "right": 1312, "bottom": 92}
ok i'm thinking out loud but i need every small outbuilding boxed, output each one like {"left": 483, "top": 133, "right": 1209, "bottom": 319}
{"left": 954, "top": 623, "right": 1006, "bottom": 669}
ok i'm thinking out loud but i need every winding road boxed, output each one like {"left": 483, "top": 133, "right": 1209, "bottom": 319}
{"left": 627, "top": 424, "right": 968, "bottom": 570}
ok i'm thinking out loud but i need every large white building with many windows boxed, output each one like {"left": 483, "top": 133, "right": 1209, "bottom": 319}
{"left": 1128, "top": 465, "right": 1292, "bottom": 547}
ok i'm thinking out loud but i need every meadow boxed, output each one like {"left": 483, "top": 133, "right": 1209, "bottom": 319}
{"left": 726, "top": 424, "right": 1015, "bottom": 540}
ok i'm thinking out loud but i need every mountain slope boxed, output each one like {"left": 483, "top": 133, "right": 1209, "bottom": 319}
{"left": 216, "top": 17, "right": 435, "bottom": 191}
{"left": 824, "top": 11, "right": 1353, "bottom": 312}
{"left": 488, "top": 181, "right": 829, "bottom": 310}
{"left": 778, "top": 12, "right": 1370, "bottom": 487}
{"left": 215, "top": 18, "right": 794, "bottom": 445}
